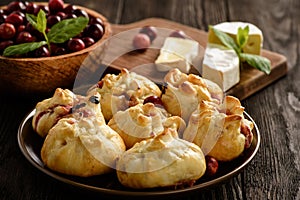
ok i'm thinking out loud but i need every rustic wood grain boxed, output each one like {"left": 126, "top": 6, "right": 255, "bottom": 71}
{"left": 0, "top": 0, "right": 299, "bottom": 200}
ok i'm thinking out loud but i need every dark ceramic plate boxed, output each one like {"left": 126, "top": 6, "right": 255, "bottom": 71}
{"left": 18, "top": 109, "right": 260, "bottom": 198}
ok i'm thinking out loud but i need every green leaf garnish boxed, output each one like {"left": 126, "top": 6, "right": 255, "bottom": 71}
{"left": 210, "top": 24, "right": 271, "bottom": 74}
{"left": 240, "top": 53, "right": 271, "bottom": 74}
{"left": 4, "top": 11, "right": 89, "bottom": 57}
{"left": 237, "top": 26, "right": 249, "bottom": 49}
{"left": 47, "top": 17, "right": 89, "bottom": 44}
{"left": 3, "top": 41, "right": 47, "bottom": 56}
{"left": 25, "top": 13, "right": 38, "bottom": 30}
{"left": 36, "top": 10, "right": 47, "bottom": 34}
{"left": 210, "top": 26, "right": 240, "bottom": 54}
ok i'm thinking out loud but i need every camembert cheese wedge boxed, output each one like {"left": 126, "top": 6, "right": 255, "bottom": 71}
{"left": 155, "top": 37, "right": 199, "bottom": 73}
{"left": 202, "top": 44, "right": 240, "bottom": 92}
{"left": 208, "top": 22, "right": 263, "bottom": 55}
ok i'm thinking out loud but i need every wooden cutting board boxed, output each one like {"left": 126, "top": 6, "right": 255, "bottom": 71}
{"left": 95, "top": 18, "right": 287, "bottom": 100}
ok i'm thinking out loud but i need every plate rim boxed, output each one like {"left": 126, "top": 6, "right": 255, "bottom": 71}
{"left": 17, "top": 109, "right": 260, "bottom": 197}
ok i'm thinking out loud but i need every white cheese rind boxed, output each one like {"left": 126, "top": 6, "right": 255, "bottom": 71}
{"left": 202, "top": 44, "right": 240, "bottom": 91}
{"left": 155, "top": 37, "right": 199, "bottom": 73}
{"left": 208, "top": 21, "right": 263, "bottom": 55}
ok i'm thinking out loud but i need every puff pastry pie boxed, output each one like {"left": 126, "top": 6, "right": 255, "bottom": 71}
{"left": 91, "top": 68, "right": 161, "bottom": 121}
{"left": 32, "top": 88, "right": 75, "bottom": 138}
{"left": 41, "top": 92, "right": 126, "bottom": 177}
{"left": 161, "top": 68, "right": 223, "bottom": 122}
{"left": 116, "top": 128, "right": 206, "bottom": 189}
{"left": 183, "top": 96, "right": 254, "bottom": 161}
{"left": 108, "top": 103, "right": 185, "bottom": 149}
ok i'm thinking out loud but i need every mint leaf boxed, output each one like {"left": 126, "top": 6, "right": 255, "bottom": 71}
{"left": 210, "top": 26, "right": 240, "bottom": 54}
{"left": 240, "top": 53, "right": 271, "bottom": 74}
{"left": 36, "top": 10, "right": 47, "bottom": 34}
{"left": 26, "top": 13, "right": 38, "bottom": 30}
{"left": 3, "top": 41, "right": 47, "bottom": 56}
{"left": 237, "top": 25, "right": 249, "bottom": 49}
{"left": 47, "top": 17, "right": 89, "bottom": 44}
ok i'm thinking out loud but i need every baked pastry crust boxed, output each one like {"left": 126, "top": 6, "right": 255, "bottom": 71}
{"left": 116, "top": 128, "right": 206, "bottom": 189}
{"left": 108, "top": 103, "right": 185, "bottom": 149}
{"left": 32, "top": 88, "right": 75, "bottom": 138}
{"left": 183, "top": 96, "right": 253, "bottom": 161}
{"left": 41, "top": 93, "right": 125, "bottom": 177}
{"left": 161, "top": 68, "right": 223, "bottom": 122}
{"left": 92, "top": 68, "right": 162, "bottom": 121}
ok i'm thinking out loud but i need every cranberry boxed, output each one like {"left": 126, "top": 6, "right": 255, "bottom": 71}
{"left": 22, "top": 1, "right": 30, "bottom": 7}
{"left": 39, "top": 5, "right": 49, "bottom": 14}
{"left": 47, "top": 15, "right": 61, "bottom": 27}
{"left": 205, "top": 156, "right": 219, "bottom": 176}
{"left": 16, "top": 31, "right": 36, "bottom": 43}
{"left": 132, "top": 33, "right": 151, "bottom": 50}
{"left": 67, "top": 38, "right": 85, "bottom": 52}
{"left": 53, "top": 47, "right": 66, "bottom": 55}
{"left": 139, "top": 26, "right": 157, "bottom": 42}
{"left": 25, "top": 2, "right": 38, "bottom": 14}
{"left": 82, "top": 37, "right": 95, "bottom": 47}
{"left": 0, "top": 40, "right": 14, "bottom": 52}
{"left": 11, "top": 11, "right": 25, "bottom": 18}
{"left": 35, "top": 46, "right": 50, "bottom": 57}
{"left": 64, "top": 4, "right": 77, "bottom": 14}
{"left": 48, "top": 0, "right": 64, "bottom": 13}
{"left": 0, "top": 14, "right": 7, "bottom": 24}
{"left": 169, "top": 30, "right": 186, "bottom": 38}
{"left": 0, "top": 23, "right": 16, "bottom": 40}
{"left": 17, "top": 24, "right": 26, "bottom": 33}
{"left": 97, "top": 80, "right": 103, "bottom": 88}
{"left": 84, "top": 24, "right": 104, "bottom": 40}
{"left": 73, "top": 9, "right": 89, "bottom": 18}
{"left": 63, "top": 13, "right": 77, "bottom": 19}
{"left": 56, "top": 11, "right": 66, "bottom": 19}
{"left": 7, "top": 1, "right": 26, "bottom": 13}
{"left": 89, "top": 17, "right": 103, "bottom": 26}
{"left": 5, "top": 13, "right": 24, "bottom": 26}
{"left": 241, "top": 123, "right": 253, "bottom": 149}
{"left": 143, "top": 96, "right": 164, "bottom": 107}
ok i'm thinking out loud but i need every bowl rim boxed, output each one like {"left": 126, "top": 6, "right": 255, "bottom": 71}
{"left": 0, "top": 2, "right": 112, "bottom": 61}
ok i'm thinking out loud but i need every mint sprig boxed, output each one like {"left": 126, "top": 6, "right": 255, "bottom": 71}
{"left": 3, "top": 10, "right": 89, "bottom": 57}
{"left": 210, "top": 25, "right": 271, "bottom": 74}
{"left": 3, "top": 41, "right": 47, "bottom": 56}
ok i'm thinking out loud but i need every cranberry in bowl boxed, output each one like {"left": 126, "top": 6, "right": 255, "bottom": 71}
{"left": 0, "top": 1, "right": 111, "bottom": 97}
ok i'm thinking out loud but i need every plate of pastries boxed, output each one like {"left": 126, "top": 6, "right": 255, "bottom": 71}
{"left": 18, "top": 67, "right": 260, "bottom": 197}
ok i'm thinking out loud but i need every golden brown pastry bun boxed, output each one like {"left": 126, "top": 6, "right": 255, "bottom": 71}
{"left": 161, "top": 68, "right": 223, "bottom": 122}
{"left": 116, "top": 128, "right": 206, "bottom": 189}
{"left": 41, "top": 93, "right": 125, "bottom": 177}
{"left": 32, "top": 88, "right": 75, "bottom": 138}
{"left": 91, "top": 68, "right": 162, "bottom": 121}
{"left": 183, "top": 96, "right": 253, "bottom": 161}
{"left": 108, "top": 103, "right": 185, "bottom": 149}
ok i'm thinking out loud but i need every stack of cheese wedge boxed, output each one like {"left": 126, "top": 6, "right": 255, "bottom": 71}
{"left": 202, "top": 22, "right": 263, "bottom": 91}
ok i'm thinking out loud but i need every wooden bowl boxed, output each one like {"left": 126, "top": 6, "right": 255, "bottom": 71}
{"left": 0, "top": 3, "right": 111, "bottom": 97}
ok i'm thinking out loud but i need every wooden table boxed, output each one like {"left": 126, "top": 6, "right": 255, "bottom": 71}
{"left": 0, "top": 0, "right": 299, "bottom": 199}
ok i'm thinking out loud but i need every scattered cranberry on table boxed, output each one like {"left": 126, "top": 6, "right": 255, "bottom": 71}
{"left": 205, "top": 156, "right": 219, "bottom": 176}
{"left": 139, "top": 26, "right": 157, "bottom": 42}
{"left": 132, "top": 33, "right": 151, "bottom": 50}
{"left": 169, "top": 30, "right": 186, "bottom": 38}
{"left": 0, "top": 0, "right": 106, "bottom": 57}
